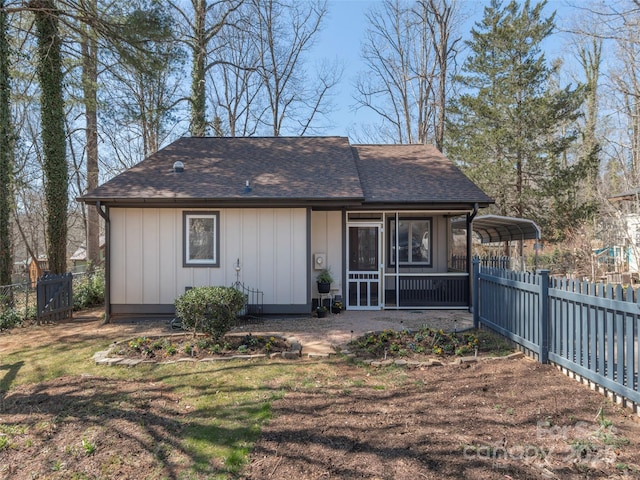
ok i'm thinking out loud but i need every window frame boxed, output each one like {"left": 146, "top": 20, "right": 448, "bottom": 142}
{"left": 388, "top": 216, "right": 432, "bottom": 267}
{"left": 183, "top": 211, "right": 220, "bottom": 267}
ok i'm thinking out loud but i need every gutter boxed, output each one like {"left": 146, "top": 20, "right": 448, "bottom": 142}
{"left": 95, "top": 201, "right": 111, "bottom": 323}
{"left": 467, "top": 203, "right": 479, "bottom": 313}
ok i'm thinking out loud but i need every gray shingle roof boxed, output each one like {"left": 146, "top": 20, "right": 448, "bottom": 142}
{"left": 352, "top": 144, "right": 494, "bottom": 205}
{"left": 82, "top": 136, "right": 362, "bottom": 204}
{"left": 80, "top": 137, "right": 493, "bottom": 207}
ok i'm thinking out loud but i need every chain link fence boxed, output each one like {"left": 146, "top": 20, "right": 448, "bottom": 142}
{"left": 1, "top": 269, "right": 105, "bottom": 329}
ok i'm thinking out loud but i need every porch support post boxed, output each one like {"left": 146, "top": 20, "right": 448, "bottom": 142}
{"left": 96, "top": 201, "right": 110, "bottom": 323}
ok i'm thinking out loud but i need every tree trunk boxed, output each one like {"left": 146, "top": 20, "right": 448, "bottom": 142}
{"left": 81, "top": 0, "right": 100, "bottom": 270}
{"left": 31, "top": 0, "right": 68, "bottom": 274}
{"left": 190, "top": 0, "right": 207, "bottom": 136}
{"left": 0, "top": 0, "right": 12, "bottom": 286}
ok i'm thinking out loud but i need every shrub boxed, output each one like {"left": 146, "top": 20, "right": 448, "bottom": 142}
{"left": 73, "top": 270, "right": 105, "bottom": 310}
{"left": 175, "top": 286, "right": 246, "bottom": 341}
{"left": 22, "top": 304, "right": 37, "bottom": 321}
{"left": 0, "top": 308, "right": 21, "bottom": 331}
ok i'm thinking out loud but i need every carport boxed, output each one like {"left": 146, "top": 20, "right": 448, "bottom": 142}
{"left": 452, "top": 214, "right": 542, "bottom": 270}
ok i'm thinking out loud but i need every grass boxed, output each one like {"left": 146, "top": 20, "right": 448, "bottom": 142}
{"left": 0, "top": 326, "right": 516, "bottom": 479}
{"left": 0, "top": 334, "right": 363, "bottom": 479}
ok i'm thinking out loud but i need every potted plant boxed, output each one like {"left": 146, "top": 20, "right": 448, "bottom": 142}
{"left": 316, "top": 305, "right": 328, "bottom": 318}
{"left": 316, "top": 268, "right": 333, "bottom": 294}
{"left": 331, "top": 300, "right": 343, "bottom": 314}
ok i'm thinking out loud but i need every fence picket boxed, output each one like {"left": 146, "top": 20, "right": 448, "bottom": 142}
{"left": 626, "top": 315, "right": 634, "bottom": 389}
{"left": 606, "top": 284, "right": 615, "bottom": 381}
{"left": 475, "top": 263, "right": 640, "bottom": 408}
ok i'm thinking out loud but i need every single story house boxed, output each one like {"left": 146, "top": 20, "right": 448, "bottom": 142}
{"left": 607, "top": 187, "right": 640, "bottom": 276}
{"left": 70, "top": 236, "right": 106, "bottom": 273}
{"left": 79, "top": 136, "right": 493, "bottom": 321}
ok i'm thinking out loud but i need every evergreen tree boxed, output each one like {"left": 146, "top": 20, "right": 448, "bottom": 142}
{"left": 30, "top": 0, "right": 68, "bottom": 274}
{"left": 447, "top": 0, "right": 589, "bottom": 242}
{"left": 0, "top": 0, "right": 12, "bottom": 287}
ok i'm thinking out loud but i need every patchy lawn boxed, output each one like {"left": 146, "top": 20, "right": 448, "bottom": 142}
{"left": 1, "top": 311, "right": 640, "bottom": 479}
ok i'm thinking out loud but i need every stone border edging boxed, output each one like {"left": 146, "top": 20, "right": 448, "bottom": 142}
{"left": 93, "top": 339, "right": 524, "bottom": 368}
{"left": 357, "top": 350, "right": 525, "bottom": 368}
{"left": 92, "top": 335, "right": 316, "bottom": 367}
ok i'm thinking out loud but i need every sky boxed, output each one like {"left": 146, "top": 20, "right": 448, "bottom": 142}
{"left": 311, "top": 0, "right": 375, "bottom": 137}
{"left": 312, "top": 0, "right": 574, "bottom": 138}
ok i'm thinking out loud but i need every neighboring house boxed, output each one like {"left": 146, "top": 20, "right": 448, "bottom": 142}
{"left": 79, "top": 136, "right": 493, "bottom": 321}
{"left": 70, "top": 236, "right": 106, "bottom": 272}
{"left": 608, "top": 188, "right": 640, "bottom": 277}
{"left": 28, "top": 257, "right": 48, "bottom": 287}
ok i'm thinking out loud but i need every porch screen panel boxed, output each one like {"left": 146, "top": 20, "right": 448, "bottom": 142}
{"left": 389, "top": 217, "right": 431, "bottom": 266}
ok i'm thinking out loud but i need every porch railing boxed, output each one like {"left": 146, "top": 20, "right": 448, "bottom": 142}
{"left": 384, "top": 273, "right": 469, "bottom": 308}
{"left": 450, "top": 254, "right": 512, "bottom": 272}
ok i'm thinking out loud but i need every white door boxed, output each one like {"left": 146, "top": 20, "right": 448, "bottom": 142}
{"left": 346, "top": 223, "right": 382, "bottom": 310}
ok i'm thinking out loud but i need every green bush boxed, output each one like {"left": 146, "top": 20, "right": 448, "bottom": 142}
{"left": 73, "top": 270, "right": 105, "bottom": 310}
{"left": 175, "top": 286, "right": 246, "bottom": 341}
{"left": 22, "top": 304, "right": 37, "bottom": 321}
{"left": 0, "top": 308, "right": 21, "bottom": 331}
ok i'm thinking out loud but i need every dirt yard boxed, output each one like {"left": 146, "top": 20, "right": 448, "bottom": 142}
{"left": 1, "top": 310, "right": 640, "bottom": 479}
{"left": 244, "top": 359, "right": 640, "bottom": 479}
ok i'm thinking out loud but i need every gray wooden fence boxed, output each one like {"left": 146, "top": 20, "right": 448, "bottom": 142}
{"left": 473, "top": 259, "right": 640, "bottom": 407}
{"left": 36, "top": 272, "right": 73, "bottom": 323}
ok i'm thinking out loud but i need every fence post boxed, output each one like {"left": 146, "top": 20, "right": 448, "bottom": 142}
{"left": 539, "top": 269, "right": 550, "bottom": 364}
{"left": 473, "top": 257, "right": 480, "bottom": 329}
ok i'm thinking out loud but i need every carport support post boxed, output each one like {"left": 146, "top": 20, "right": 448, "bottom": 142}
{"left": 472, "top": 258, "right": 480, "bottom": 329}
{"left": 539, "top": 269, "right": 550, "bottom": 364}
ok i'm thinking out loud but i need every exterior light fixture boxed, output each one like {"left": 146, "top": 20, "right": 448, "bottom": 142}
{"left": 235, "top": 258, "right": 241, "bottom": 284}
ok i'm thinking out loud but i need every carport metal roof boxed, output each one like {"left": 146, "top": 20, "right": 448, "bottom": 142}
{"left": 451, "top": 214, "right": 541, "bottom": 243}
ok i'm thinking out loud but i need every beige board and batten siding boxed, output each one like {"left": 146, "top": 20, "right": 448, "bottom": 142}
{"left": 310, "top": 210, "right": 343, "bottom": 297}
{"left": 427, "top": 215, "right": 450, "bottom": 272}
{"left": 109, "top": 207, "right": 308, "bottom": 308}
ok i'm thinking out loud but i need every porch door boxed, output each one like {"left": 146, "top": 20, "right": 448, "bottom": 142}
{"left": 347, "top": 223, "right": 382, "bottom": 310}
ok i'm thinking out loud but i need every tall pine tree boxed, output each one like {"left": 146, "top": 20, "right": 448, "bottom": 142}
{"left": 447, "top": 0, "right": 590, "bottom": 242}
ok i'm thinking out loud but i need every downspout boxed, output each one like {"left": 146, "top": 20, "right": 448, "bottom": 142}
{"left": 467, "top": 203, "right": 479, "bottom": 312}
{"left": 96, "top": 201, "right": 110, "bottom": 323}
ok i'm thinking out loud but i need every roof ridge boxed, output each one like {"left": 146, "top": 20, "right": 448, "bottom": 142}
{"left": 180, "top": 135, "right": 349, "bottom": 140}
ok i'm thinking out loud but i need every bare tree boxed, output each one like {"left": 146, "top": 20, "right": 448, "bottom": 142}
{"left": 204, "top": 0, "right": 340, "bottom": 137}
{"left": 77, "top": 0, "right": 100, "bottom": 269}
{"left": 565, "top": 0, "right": 640, "bottom": 191}
{"left": 208, "top": 6, "right": 263, "bottom": 136}
{"left": 355, "top": 0, "right": 461, "bottom": 145}
{"left": 418, "top": 0, "right": 461, "bottom": 150}
{"left": 170, "top": 0, "right": 242, "bottom": 136}
{"left": 251, "top": 0, "right": 339, "bottom": 136}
